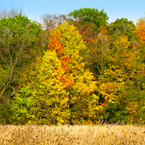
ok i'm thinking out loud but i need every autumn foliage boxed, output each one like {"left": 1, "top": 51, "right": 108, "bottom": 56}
{"left": 0, "top": 10, "right": 145, "bottom": 126}
{"left": 8, "top": 22, "right": 99, "bottom": 125}
{"left": 136, "top": 18, "right": 145, "bottom": 44}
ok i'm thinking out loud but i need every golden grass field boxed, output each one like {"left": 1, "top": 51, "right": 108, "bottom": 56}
{"left": 0, "top": 123, "right": 145, "bottom": 145}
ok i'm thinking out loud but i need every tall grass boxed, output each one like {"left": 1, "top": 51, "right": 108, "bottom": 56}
{"left": 0, "top": 123, "right": 145, "bottom": 145}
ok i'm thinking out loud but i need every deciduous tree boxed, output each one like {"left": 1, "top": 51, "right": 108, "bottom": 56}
{"left": 0, "top": 14, "right": 45, "bottom": 124}
{"left": 108, "top": 18, "right": 136, "bottom": 50}
{"left": 10, "top": 22, "right": 99, "bottom": 125}
{"left": 69, "top": 8, "right": 109, "bottom": 32}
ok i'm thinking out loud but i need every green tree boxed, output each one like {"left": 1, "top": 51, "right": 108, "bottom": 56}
{"left": 69, "top": 8, "right": 109, "bottom": 33}
{"left": 0, "top": 14, "right": 45, "bottom": 124}
{"left": 108, "top": 18, "right": 136, "bottom": 49}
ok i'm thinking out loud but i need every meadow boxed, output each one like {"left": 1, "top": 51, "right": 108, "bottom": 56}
{"left": 0, "top": 123, "right": 145, "bottom": 145}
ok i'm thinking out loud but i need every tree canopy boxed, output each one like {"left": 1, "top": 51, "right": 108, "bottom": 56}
{"left": 69, "top": 8, "right": 109, "bottom": 32}
{"left": 0, "top": 7, "right": 145, "bottom": 126}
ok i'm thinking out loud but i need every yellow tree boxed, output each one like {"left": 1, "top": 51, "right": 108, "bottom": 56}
{"left": 48, "top": 23, "right": 99, "bottom": 125}
{"left": 99, "top": 35, "right": 134, "bottom": 123}
{"left": 10, "top": 22, "right": 99, "bottom": 125}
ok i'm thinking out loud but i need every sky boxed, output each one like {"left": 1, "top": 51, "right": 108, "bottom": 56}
{"left": 0, "top": 0, "right": 145, "bottom": 26}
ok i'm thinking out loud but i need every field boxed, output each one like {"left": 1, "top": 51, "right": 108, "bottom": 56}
{"left": 0, "top": 123, "right": 145, "bottom": 145}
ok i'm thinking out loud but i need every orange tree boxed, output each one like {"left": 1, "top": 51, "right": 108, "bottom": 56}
{"left": 136, "top": 17, "right": 145, "bottom": 44}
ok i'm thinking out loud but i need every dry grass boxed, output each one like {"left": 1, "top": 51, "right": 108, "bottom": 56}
{"left": 0, "top": 123, "right": 145, "bottom": 145}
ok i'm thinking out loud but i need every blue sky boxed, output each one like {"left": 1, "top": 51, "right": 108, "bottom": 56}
{"left": 0, "top": 0, "right": 145, "bottom": 25}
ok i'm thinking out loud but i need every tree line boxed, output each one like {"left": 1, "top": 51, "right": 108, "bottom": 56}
{"left": 0, "top": 7, "right": 145, "bottom": 125}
